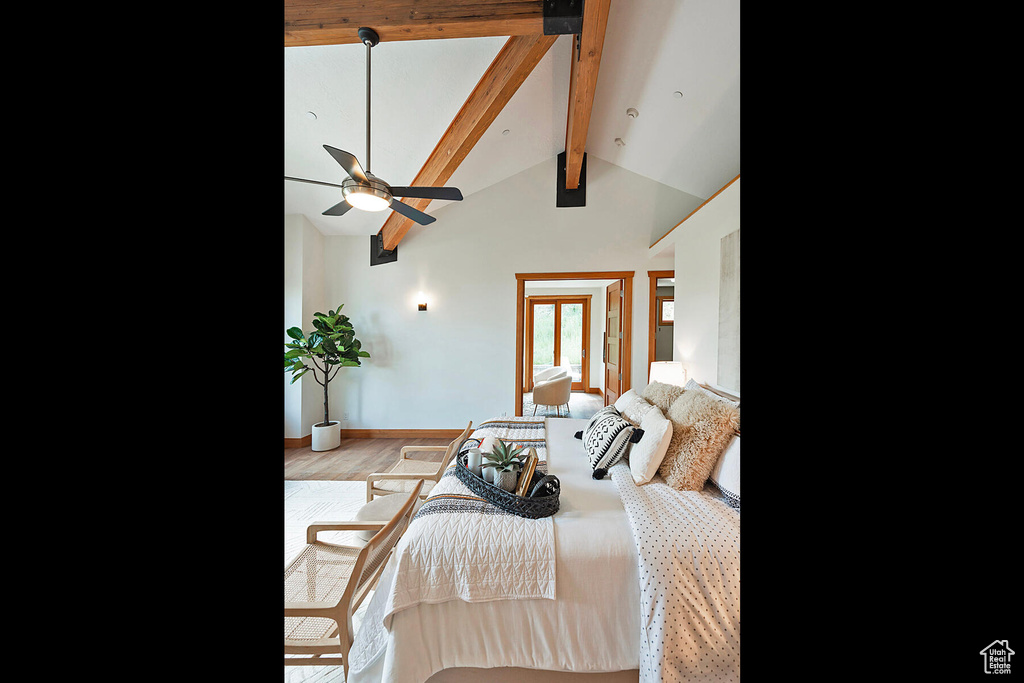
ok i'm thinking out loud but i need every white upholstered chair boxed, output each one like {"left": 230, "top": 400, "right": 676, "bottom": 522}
{"left": 532, "top": 373, "right": 572, "bottom": 416}
{"left": 533, "top": 366, "right": 566, "bottom": 384}
{"left": 284, "top": 480, "right": 424, "bottom": 677}
{"left": 365, "top": 422, "right": 473, "bottom": 502}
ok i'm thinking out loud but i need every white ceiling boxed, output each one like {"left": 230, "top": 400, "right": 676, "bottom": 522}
{"left": 284, "top": 0, "right": 740, "bottom": 238}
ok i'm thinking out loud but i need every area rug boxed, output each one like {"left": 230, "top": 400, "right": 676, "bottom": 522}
{"left": 284, "top": 480, "right": 375, "bottom": 682}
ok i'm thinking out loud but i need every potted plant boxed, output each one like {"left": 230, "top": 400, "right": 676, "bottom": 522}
{"left": 284, "top": 304, "right": 370, "bottom": 451}
{"left": 481, "top": 439, "right": 527, "bottom": 492}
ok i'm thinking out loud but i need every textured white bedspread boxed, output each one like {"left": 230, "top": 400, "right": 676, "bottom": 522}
{"left": 349, "top": 417, "right": 640, "bottom": 683}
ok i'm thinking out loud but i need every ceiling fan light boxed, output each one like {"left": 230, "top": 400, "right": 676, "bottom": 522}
{"left": 346, "top": 189, "right": 391, "bottom": 211}
{"left": 342, "top": 177, "right": 392, "bottom": 212}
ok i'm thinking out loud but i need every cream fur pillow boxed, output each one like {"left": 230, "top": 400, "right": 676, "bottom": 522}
{"left": 659, "top": 389, "right": 740, "bottom": 491}
{"left": 641, "top": 381, "right": 687, "bottom": 413}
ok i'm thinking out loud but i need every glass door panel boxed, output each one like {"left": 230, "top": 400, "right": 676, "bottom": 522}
{"left": 560, "top": 303, "right": 583, "bottom": 383}
{"left": 532, "top": 303, "right": 555, "bottom": 376}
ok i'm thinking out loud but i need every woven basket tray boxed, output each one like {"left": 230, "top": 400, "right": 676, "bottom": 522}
{"left": 453, "top": 452, "right": 559, "bottom": 519}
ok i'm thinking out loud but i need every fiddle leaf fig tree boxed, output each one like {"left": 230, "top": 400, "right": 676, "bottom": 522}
{"left": 284, "top": 304, "right": 370, "bottom": 428}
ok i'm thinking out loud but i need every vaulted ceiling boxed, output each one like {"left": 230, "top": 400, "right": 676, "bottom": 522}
{"left": 284, "top": 0, "right": 740, "bottom": 248}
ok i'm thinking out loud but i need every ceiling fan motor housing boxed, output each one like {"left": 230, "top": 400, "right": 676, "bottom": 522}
{"left": 342, "top": 174, "right": 393, "bottom": 208}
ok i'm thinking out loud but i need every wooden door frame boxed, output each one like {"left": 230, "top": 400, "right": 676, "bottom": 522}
{"left": 647, "top": 270, "right": 674, "bottom": 378}
{"left": 525, "top": 295, "right": 591, "bottom": 393}
{"left": 516, "top": 271, "right": 633, "bottom": 417}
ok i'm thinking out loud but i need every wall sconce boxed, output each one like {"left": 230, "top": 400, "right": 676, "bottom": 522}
{"left": 417, "top": 292, "right": 428, "bottom": 311}
{"left": 649, "top": 361, "right": 686, "bottom": 387}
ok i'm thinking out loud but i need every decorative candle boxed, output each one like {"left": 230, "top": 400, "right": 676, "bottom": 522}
{"left": 466, "top": 448, "right": 483, "bottom": 477}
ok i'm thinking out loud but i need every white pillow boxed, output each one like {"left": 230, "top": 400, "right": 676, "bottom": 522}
{"left": 613, "top": 389, "right": 639, "bottom": 413}
{"left": 628, "top": 406, "right": 673, "bottom": 485}
{"left": 708, "top": 434, "right": 740, "bottom": 508}
{"left": 684, "top": 378, "right": 739, "bottom": 407}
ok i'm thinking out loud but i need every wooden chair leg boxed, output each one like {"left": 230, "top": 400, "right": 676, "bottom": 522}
{"left": 533, "top": 404, "right": 537, "bottom": 416}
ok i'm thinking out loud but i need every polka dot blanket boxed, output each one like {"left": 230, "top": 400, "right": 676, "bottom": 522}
{"left": 610, "top": 462, "right": 740, "bottom": 682}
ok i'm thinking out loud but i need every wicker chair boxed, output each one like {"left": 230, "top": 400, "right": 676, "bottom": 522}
{"left": 284, "top": 480, "right": 424, "bottom": 677}
{"left": 365, "top": 422, "right": 473, "bottom": 503}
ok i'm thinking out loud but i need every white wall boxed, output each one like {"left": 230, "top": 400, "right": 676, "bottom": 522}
{"left": 285, "top": 155, "right": 704, "bottom": 433}
{"left": 284, "top": 214, "right": 328, "bottom": 438}
{"left": 653, "top": 177, "right": 740, "bottom": 393}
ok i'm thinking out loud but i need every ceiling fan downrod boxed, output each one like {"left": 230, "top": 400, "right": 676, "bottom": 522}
{"left": 358, "top": 27, "right": 380, "bottom": 174}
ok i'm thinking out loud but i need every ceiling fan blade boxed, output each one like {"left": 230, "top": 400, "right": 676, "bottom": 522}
{"left": 389, "top": 199, "right": 436, "bottom": 225}
{"left": 322, "top": 199, "right": 354, "bottom": 217}
{"left": 285, "top": 176, "right": 345, "bottom": 189}
{"left": 323, "top": 145, "right": 369, "bottom": 184}
{"left": 389, "top": 186, "right": 464, "bottom": 201}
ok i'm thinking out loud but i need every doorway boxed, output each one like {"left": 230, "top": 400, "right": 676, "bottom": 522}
{"left": 647, "top": 270, "right": 675, "bottom": 373}
{"left": 515, "top": 271, "right": 634, "bottom": 417}
{"left": 525, "top": 295, "right": 591, "bottom": 392}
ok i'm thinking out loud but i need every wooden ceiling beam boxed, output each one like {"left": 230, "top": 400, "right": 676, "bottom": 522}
{"left": 378, "top": 32, "right": 558, "bottom": 252}
{"left": 563, "top": 0, "right": 611, "bottom": 190}
{"left": 285, "top": 0, "right": 545, "bottom": 47}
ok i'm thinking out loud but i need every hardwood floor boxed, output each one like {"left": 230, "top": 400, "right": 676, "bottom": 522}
{"left": 285, "top": 436, "right": 451, "bottom": 481}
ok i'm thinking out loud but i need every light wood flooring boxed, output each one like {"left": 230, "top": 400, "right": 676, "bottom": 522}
{"left": 285, "top": 436, "right": 452, "bottom": 481}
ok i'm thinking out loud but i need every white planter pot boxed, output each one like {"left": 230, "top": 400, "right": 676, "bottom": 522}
{"left": 311, "top": 421, "right": 341, "bottom": 451}
{"left": 494, "top": 469, "right": 518, "bottom": 492}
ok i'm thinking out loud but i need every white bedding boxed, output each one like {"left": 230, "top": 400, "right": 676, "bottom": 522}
{"left": 349, "top": 417, "right": 641, "bottom": 683}
{"left": 610, "top": 463, "right": 740, "bottom": 682}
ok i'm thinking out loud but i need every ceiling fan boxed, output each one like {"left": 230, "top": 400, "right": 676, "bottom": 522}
{"left": 285, "top": 27, "right": 463, "bottom": 225}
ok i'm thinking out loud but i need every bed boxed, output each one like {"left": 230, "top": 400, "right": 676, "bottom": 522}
{"left": 348, "top": 382, "right": 741, "bottom": 683}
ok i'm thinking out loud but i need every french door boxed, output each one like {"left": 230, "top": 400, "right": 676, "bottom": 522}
{"left": 525, "top": 296, "right": 590, "bottom": 392}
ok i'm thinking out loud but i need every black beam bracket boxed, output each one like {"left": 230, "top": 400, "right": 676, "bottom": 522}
{"left": 370, "top": 233, "right": 398, "bottom": 266}
{"left": 556, "top": 151, "right": 587, "bottom": 207}
{"left": 543, "top": 0, "right": 583, "bottom": 35}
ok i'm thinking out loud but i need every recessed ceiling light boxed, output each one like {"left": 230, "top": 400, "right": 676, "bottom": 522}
{"left": 502, "top": 129, "right": 510, "bottom": 136}
{"left": 673, "top": 91, "right": 683, "bottom": 99}
{"left": 626, "top": 107, "right": 639, "bottom": 119}
{"left": 306, "top": 111, "right": 317, "bottom": 120}
{"left": 614, "top": 138, "right": 625, "bottom": 147}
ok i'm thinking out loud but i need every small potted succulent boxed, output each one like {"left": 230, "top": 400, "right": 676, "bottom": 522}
{"left": 482, "top": 439, "right": 527, "bottom": 492}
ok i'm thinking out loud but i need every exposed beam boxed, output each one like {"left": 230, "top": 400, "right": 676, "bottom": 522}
{"left": 285, "top": 0, "right": 546, "bottom": 47}
{"left": 563, "top": 0, "right": 611, "bottom": 190}
{"left": 378, "top": 33, "right": 558, "bottom": 252}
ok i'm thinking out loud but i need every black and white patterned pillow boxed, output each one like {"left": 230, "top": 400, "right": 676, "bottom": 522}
{"left": 573, "top": 404, "right": 621, "bottom": 442}
{"left": 577, "top": 409, "right": 643, "bottom": 479}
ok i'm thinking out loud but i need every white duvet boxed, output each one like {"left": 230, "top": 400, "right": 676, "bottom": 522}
{"left": 349, "top": 417, "right": 640, "bottom": 683}
{"left": 610, "top": 462, "right": 740, "bottom": 682}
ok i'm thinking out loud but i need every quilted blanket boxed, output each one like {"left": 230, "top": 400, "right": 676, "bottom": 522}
{"left": 380, "top": 416, "right": 556, "bottom": 628}
{"left": 610, "top": 462, "right": 741, "bottom": 683}
{"left": 458, "top": 415, "right": 547, "bottom": 471}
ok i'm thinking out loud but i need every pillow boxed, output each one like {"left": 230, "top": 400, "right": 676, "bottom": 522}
{"left": 627, "top": 406, "right": 673, "bottom": 485}
{"left": 580, "top": 409, "right": 643, "bottom": 480}
{"left": 573, "top": 404, "right": 620, "bottom": 440}
{"left": 684, "top": 379, "right": 740, "bottom": 429}
{"left": 641, "top": 381, "right": 687, "bottom": 413}
{"left": 613, "top": 389, "right": 639, "bottom": 413}
{"left": 620, "top": 393, "right": 657, "bottom": 426}
{"left": 708, "top": 434, "right": 740, "bottom": 509}
{"left": 658, "top": 389, "right": 740, "bottom": 491}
